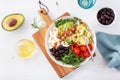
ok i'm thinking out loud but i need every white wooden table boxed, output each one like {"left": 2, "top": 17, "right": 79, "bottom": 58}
{"left": 0, "top": 0, "right": 120, "bottom": 80}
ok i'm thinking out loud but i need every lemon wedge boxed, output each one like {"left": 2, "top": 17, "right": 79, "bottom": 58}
{"left": 17, "top": 39, "right": 35, "bottom": 59}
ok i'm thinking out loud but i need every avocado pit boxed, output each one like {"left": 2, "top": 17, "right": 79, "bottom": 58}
{"left": 7, "top": 18, "right": 17, "bottom": 27}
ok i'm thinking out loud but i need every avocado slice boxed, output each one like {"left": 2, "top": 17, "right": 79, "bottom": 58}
{"left": 1, "top": 13, "right": 25, "bottom": 31}
{"left": 58, "top": 21, "right": 74, "bottom": 33}
{"left": 62, "top": 21, "right": 74, "bottom": 31}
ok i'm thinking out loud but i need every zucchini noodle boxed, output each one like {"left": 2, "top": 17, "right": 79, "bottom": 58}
{"left": 66, "top": 24, "right": 93, "bottom": 45}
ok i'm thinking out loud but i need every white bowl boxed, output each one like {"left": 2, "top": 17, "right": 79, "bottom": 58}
{"left": 45, "top": 16, "right": 96, "bottom": 67}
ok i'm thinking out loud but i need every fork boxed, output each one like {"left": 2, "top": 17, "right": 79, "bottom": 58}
{"left": 83, "top": 36, "right": 94, "bottom": 62}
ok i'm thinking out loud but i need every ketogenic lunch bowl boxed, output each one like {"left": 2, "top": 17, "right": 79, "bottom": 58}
{"left": 45, "top": 16, "right": 96, "bottom": 67}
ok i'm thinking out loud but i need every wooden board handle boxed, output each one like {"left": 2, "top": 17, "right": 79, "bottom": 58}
{"left": 38, "top": 8, "right": 52, "bottom": 27}
{"left": 57, "top": 12, "right": 70, "bottom": 19}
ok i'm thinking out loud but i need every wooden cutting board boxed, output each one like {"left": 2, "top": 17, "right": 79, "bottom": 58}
{"left": 32, "top": 8, "right": 95, "bottom": 78}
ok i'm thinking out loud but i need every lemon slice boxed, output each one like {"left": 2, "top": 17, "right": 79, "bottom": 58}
{"left": 17, "top": 39, "right": 35, "bottom": 59}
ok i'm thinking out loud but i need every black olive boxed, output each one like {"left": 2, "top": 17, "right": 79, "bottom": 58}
{"left": 50, "top": 45, "right": 70, "bottom": 61}
{"left": 65, "top": 50, "right": 69, "bottom": 54}
{"left": 50, "top": 48, "right": 53, "bottom": 52}
{"left": 59, "top": 50, "right": 64, "bottom": 54}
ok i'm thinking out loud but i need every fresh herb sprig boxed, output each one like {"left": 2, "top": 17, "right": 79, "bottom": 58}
{"left": 31, "top": 23, "right": 43, "bottom": 29}
{"left": 31, "top": 17, "right": 43, "bottom": 29}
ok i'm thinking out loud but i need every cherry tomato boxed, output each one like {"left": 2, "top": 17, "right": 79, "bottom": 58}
{"left": 73, "top": 43, "right": 79, "bottom": 48}
{"left": 79, "top": 45, "right": 87, "bottom": 51}
{"left": 83, "top": 51, "right": 90, "bottom": 58}
{"left": 70, "top": 45, "right": 74, "bottom": 50}
{"left": 73, "top": 48, "right": 80, "bottom": 55}
{"left": 78, "top": 51, "right": 84, "bottom": 58}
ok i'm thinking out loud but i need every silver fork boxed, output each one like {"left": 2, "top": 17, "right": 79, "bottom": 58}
{"left": 83, "top": 36, "right": 94, "bottom": 62}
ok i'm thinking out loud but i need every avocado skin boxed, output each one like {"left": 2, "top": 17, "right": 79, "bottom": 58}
{"left": 1, "top": 13, "right": 25, "bottom": 31}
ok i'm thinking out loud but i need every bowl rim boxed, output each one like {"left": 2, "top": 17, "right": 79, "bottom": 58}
{"left": 45, "top": 16, "right": 96, "bottom": 67}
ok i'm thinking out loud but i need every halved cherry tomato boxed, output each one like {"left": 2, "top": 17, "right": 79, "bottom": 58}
{"left": 83, "top": 51, "right": 90, "bottom": 58}
{"left": 78, "top": 51, "right": 84, "bottom": 58}
{"left": 73, "top": 43, "right": 79, "bottom": 48}
{"left": 70, "top": 45, "right": 74, "bottom": 50}
{"left": 79, "top": 45, "right": 87, "bottom": 52}
{"left": 72, "top": 47, "right": 80, "bottom": 55}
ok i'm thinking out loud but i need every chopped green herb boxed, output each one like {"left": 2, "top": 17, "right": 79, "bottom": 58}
{"left": 66, "top": 40, "right": 74, "bottom": 45}
{"left": 73, "top": 17, "right": 82, "bottom": 22}
{"left": 61, "top": 49, "right": 84, "bottom": 66}
{"left": 55, "top": 17, "right": 81, "bottom": 27}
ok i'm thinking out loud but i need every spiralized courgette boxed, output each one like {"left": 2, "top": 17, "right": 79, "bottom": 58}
{"left": 66, "top": 23, "right": 93, "bottom": 45}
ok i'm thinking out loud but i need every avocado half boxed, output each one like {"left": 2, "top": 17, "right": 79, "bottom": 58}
{"left": 1, "top": 13, "right": 25, "bottom": 31}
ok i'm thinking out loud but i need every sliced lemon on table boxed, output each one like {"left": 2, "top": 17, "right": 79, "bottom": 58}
{"left": 17, "top": 39, "right": 35, "bottom": 59}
